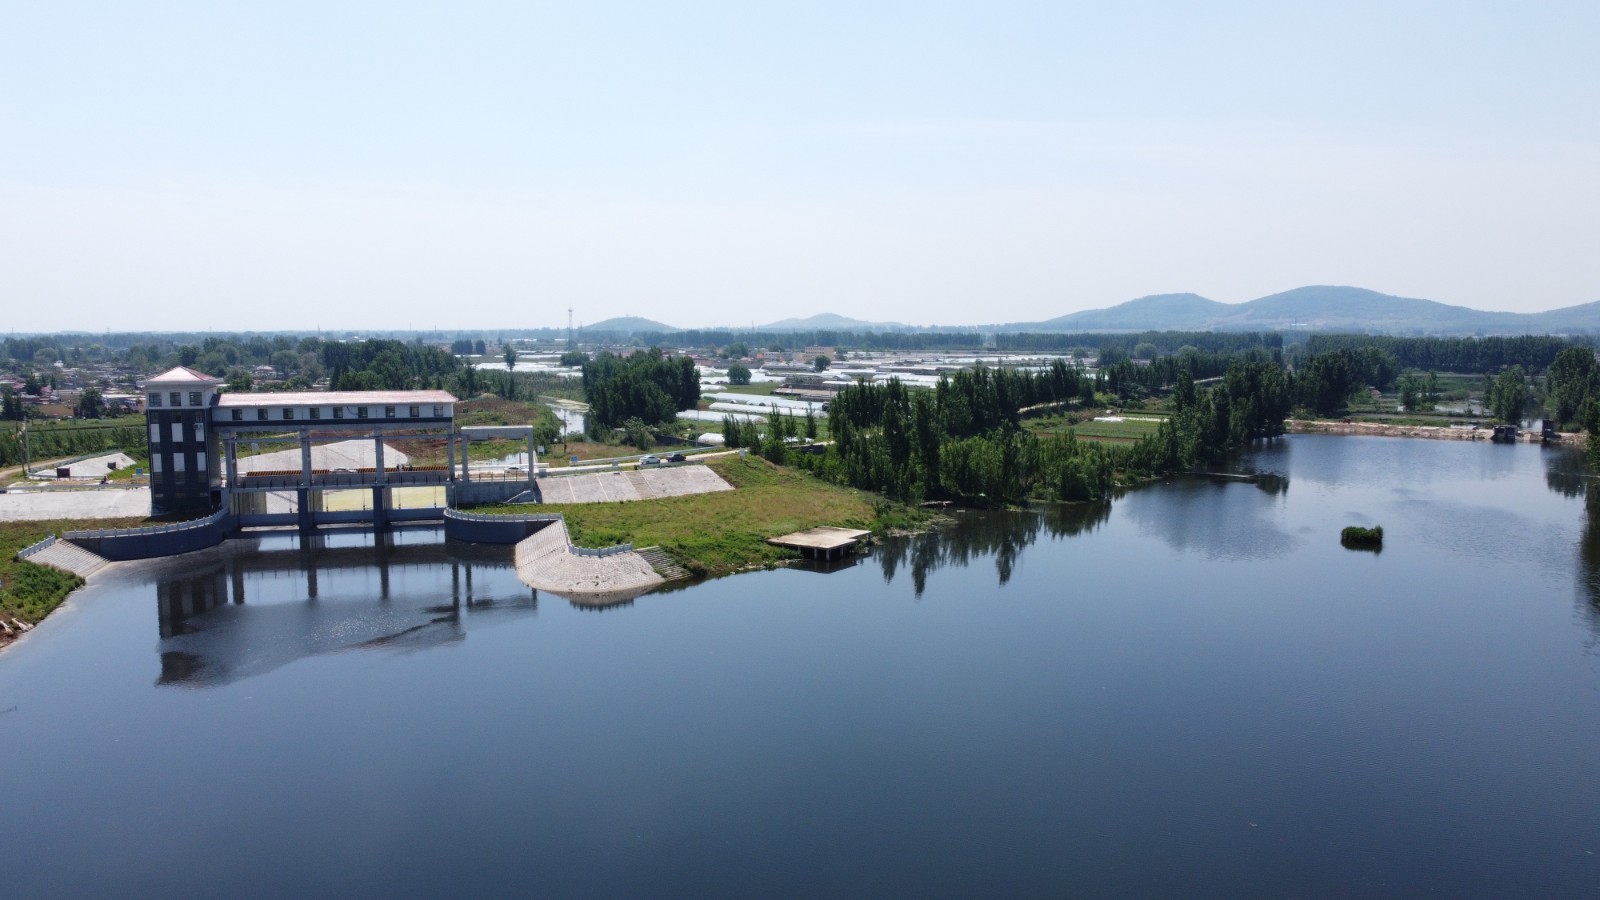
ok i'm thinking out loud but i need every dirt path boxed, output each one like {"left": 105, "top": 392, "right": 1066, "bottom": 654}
{"left": 0, "top": 455, "right": 84, "bottom": 485}
{"left": 1288, "top": 419, "right": 1584, "bottom": 445}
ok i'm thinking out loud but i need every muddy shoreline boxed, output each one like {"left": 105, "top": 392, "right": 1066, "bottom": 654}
{"left": 1288, "top": 419, "right": 1584, "bottom": 445}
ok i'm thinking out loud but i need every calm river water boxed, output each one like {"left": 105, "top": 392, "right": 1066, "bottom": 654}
{"left": 3, "top": 435, "right": 1599, "bottom": 897}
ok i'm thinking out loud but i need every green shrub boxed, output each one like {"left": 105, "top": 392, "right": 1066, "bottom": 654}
{"left": 1340, "top": 525, "right": 1383, "bottom": 548}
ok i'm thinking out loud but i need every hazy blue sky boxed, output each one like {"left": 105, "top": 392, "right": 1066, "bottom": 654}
{"left": 4, "top": 1, "right": 1597, "bottom": 331}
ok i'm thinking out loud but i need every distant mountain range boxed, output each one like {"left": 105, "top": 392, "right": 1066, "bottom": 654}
{"left": 755, "top": 312, "right": 922, "bottom": 332}
{"left": 1008, "top": 286, "right": 1600, "bottom": 334}
{"left": 585, "top": 286, "right": 1600, "bottom": 336}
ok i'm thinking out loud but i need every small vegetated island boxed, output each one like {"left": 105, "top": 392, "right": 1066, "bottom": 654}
{"left": 1340, "top": 525, "right": 1384, "bottom": 549}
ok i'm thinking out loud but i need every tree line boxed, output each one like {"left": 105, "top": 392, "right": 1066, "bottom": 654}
{"left": 758, "top": 354, "right": 1307, "bottom": 506}
{"left": 996, "top": 331, "right": 1283, "bottom": 354}
{"left": 1302, "top": 334, "right": 1578, "bottom": 374}
{"left": 0, "top": 422, "right": 149, "bottom": 469}
{"left": 773, "top": 339, "right": 1600, "bottom": 512}
{"left": 581, "top": 349, "right": 700, "bottom": 435}
{"left": 1099, "top": 347, "right": 1282, "bottom": 402}
{"left": 322, "top": 340, "right": 460, "bottom": 391}
{"left": 783, "top": 363, "right": 1125, "bottom": 504}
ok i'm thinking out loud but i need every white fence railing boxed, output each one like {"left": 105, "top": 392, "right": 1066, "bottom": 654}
{"left": 443, "top": 509, "right": 563, "bottom": 524}
{"left": 16, "top": 535, "right": 57, "bottom": 560}
{"left": 572, "top": 543, "right": 633, "bottom": 558}
{"left": 64, "top": 508, "right": 229, "bottom": 541}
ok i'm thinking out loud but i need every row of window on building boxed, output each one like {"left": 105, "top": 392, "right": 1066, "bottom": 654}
{"left": 149, "top": 451, "right": 204, "bottom": 474}
{"left": 151, "top": 422, "right": 204, "bottom": 444}
{"left": 148, "top": 391, "right": 205, "bottom": 408}
{"left": 225, "top": 404, "right": 445, "bottom": 422}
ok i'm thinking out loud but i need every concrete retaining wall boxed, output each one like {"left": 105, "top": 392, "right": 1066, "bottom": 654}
{"left": 513, "top": 516, "right": 572, "bottom": 565}
{"left": 511, "top": 517, "right": 663, "bottom": 603}
{"left": 452, "top": 480, "right": 540, "bottom": 505}
{"left": 443, "top": 508, "right": 562, "bottom": 544}
{"left": 64, "top": 509, "right": 235, "bottom": 561}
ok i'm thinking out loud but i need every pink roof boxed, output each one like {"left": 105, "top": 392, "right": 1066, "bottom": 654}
{"left": 144, "top": 366, "right": 222, "bottom": 385}
{"left": 215, "top": 390, "right": 457, "bottom": 407}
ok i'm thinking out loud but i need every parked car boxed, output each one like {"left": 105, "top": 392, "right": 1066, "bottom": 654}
{"left": 664, "top": 452, "right": 686, "bottom": 463}
{"left": 639, "top": 455, "right": 661, "bottom": 466}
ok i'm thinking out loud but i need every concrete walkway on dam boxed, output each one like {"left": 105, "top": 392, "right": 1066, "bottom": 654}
{"left": 513, "top": 519, "right": 663, "bottom": 606}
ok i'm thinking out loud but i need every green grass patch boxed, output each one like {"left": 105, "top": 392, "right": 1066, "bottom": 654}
{"left": 542, "top": 441, "right": 642, "bottom": 465}
{"left": 476, "top": 456, "right": 923, "bottom": 578}
{"left": 107, "top": 452, "right": 151, "bottom": 482}
{"left": 1025, "top": 412, "right": 1165, "bottom": 444}
{"left": 717, "top": 381, "right": 783, "bottom": 396}
{"left": 0, "top": 517, "right": 145, "bottom": 636}
{"left": 455, "top": 395, "right": 558, "bottom": 428}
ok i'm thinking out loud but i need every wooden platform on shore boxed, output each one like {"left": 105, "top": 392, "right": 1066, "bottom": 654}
{"left": 768, "top": 526, "right": 872, "bottom": 560}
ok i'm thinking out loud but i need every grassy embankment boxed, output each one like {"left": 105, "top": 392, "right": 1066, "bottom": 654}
{"left": 476, "top": 456, "right": 924, "bottom": 578}
{"left": 0, "top": 517, "right": 145, "bottom": 641}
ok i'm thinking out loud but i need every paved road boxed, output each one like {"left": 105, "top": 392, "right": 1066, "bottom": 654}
{"left": 0, "top": 486, "right": 151, "bottom": 522}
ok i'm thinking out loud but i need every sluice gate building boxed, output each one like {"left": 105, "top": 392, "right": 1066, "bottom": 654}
{"left": 144, "top": 366, "right": 535, "bottom": 530}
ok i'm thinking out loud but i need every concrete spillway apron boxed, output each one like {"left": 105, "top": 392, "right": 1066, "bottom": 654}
{"left": 512, "top": 519, "right": 664, "bottom": 607}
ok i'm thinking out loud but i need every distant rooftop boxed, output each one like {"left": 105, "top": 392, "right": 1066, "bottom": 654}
{"left": 144, "top": 366, "right": 222, "bottom": 385}
{"left": 216, "top": 389, "right": 457, "bottom": 407}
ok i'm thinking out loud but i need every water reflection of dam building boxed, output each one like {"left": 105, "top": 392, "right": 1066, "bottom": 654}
{"left": 143, "top": 366, "right": 536, "bottom": 526}
{"left": 155, "top": 534, "right": 536, "bottom": 687}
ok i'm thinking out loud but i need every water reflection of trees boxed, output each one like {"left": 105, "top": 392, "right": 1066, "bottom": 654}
{"left": 1248, "top": 472, "right": 1290, "bottom": 496}
{"left": 876, "top": 503, "right": 1110, "bottom": 597}
{"left": 1545, "top": 448, "right": 1591, "bottom": 498}
{"left": 1551, "top": 446, "right": 1600, "bottom": 643}
{"left": 1578, "top": 486, "right": 1600, "bottom": 645}
{"left": 1121, "top": 474, "right": 1297, "bottom": 561}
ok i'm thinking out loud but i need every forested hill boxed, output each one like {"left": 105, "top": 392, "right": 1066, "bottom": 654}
{"left": 583, "top": 316, "right": 677, "bottom": 335}
{"left": 602, "top": 286, "right": 1600, "bottom": 338}
{"left": 1023, "top": 293, "right": 1229, "bottom": 331}
{"left": 758, "top": 313, "right": 917, "bottom": 332}
{"left": 1006, "top": 286, "right": 1600, "bottom": 335}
